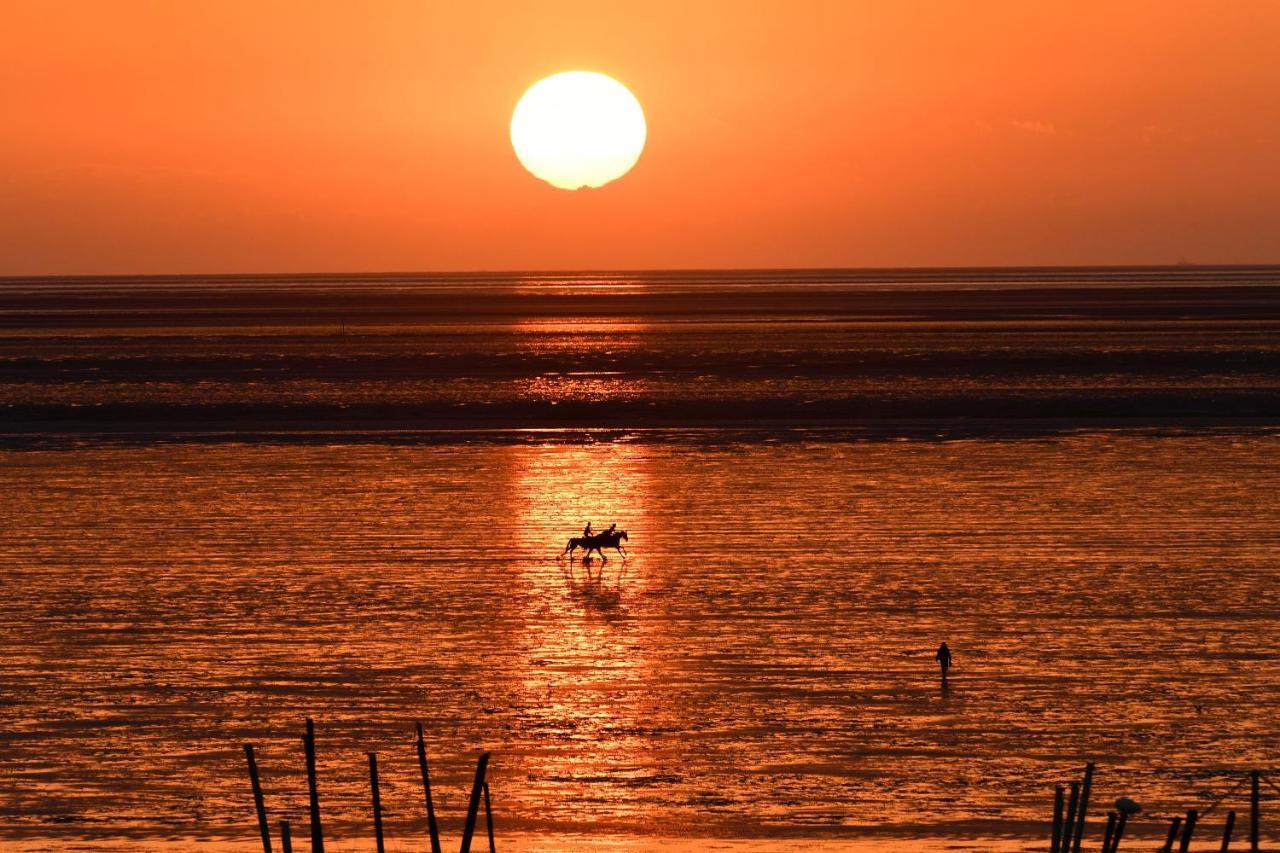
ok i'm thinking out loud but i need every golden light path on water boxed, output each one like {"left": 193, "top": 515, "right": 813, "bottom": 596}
{"left": 509, "top": 444, "right": 664, "bottom": 828}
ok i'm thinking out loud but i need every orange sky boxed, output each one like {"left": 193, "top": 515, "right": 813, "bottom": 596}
{"left": 2, "top": 1, "right": 1278, "bottom": 274}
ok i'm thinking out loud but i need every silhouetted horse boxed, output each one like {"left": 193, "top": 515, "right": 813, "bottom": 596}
{"left": 563, "top": 529, "right": 628, "bottom": 562}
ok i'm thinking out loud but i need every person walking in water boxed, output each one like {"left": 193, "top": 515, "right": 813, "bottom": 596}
{"left": 935, "top": 642, "right": 953, "bottom": 687}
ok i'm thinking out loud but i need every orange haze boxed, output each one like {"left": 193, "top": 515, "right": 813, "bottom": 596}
{"left": 2, "top": 1, "right": 1278, "bottom": 274}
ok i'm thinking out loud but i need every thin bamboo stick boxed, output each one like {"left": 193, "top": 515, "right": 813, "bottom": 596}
{"left": 1051, "top": 785, "right": 1065, "bottom": 853}
{"left": 1072, "top": 762, "right": 1095, "bottom": 853}
{"left": 243, "top": 744, "right": 272, "bottom": 853}
{"left": 484, "top": 780, "right": 496, "bottom": 853}
{"left": 303, "top": 718, "right": 324, "bottom": 853}
{"left": 369, "top": 752, "right": 385, "bottom": 853}
{"left": 417, "top": 722, "right": 443, "bottom": 853}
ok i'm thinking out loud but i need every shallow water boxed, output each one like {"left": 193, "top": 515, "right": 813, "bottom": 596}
{"left": 4, "top": 267, "right": 1280, "bottom": 435}
{"left": 2, "top": 432, "right": 1278, "bottom": 849}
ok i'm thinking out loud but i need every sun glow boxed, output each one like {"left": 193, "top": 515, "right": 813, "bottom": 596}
{"left": 510, "top": 71, "right": 647, "bottom": 190}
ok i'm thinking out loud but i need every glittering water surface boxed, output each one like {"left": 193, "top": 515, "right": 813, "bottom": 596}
{"left": 1, "top": 433, "right": 1277, "bottom": 850}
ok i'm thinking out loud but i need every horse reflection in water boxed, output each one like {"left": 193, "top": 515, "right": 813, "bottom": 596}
{"left": 560, "top": 553, "right": 628, "bottom": 611}
{"left": 562, "top": 529, "right": 629, "bottom": 563}
{"left": 564, "top": 567, "right": 625, "bottom": 611}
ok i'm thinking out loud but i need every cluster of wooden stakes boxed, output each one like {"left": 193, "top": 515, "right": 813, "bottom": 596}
{"left": 242, "top": 733, "right": 1276, "bottom": 853}
{"left": 242, "top": 718, "right": 495, "bottom": 853}
{"left": 1049, "top": 763, "right": 1273, "bottom": 852}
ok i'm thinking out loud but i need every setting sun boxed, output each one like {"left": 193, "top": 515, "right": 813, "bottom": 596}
{"left": 510, "top": 71, "right": 647, "bottom": 190}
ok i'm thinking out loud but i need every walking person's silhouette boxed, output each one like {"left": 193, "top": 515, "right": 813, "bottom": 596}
{"left": 935, "top": 642, "right": 953, "bottom": 688}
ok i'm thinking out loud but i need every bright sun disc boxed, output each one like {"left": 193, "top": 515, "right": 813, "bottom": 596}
{"left": 510, "top": 71, "right": 646, "bottom": 190}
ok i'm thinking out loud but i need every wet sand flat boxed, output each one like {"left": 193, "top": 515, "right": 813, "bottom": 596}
{"left": 1, "top": 435, "right": 1277, "bottom": 847}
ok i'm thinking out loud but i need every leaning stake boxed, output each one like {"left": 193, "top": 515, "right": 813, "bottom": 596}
{"left": 280, "top": 820, "right": 293, "bottom": 853}
{"left": 243, "top": 744, "right": 273, "bottom": 853}
{"left": 416, "top": 722, "right": 443, "bottom": 853}
{"left": 459, "top": 752, "right": 491, "bottom": 853}
{"left": 1063, "top": 781, "right": 1080, "bottom": 853}
{"left": 1072, "top": 762, "right": 1095, "bottom": 853}
{"left": 1222, "top": 810, "right": 1236, "bottom": 852}
{"left": 1102, "top": 812, "right": 1117, "bottom": 853}
{"left": 303, "top": 718, "right": 324, "bottom": 852}
{"left": 1112, "top": 810, "right": 1130, "bottom": 852}
{"left": 484, "top": 780, "right": 497, "bottom": 853}
{"left": 369, "top": 753, "right": 385, "bottom": 853}
{"left": 1162, "top": 817, "right": 1183, "bottom": 853}
{"left": 1179, "top": 809, "right": 1198, "bottom": 853}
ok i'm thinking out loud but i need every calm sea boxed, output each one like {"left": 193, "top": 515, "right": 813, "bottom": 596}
{"left": 1, "top": 269, "right": 1278, "bottom": 850}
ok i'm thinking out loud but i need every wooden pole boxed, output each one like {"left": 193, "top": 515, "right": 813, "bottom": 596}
{"left": 416, "top": 722, "right": 443, "bottom": 853}
{"left": 459, "top": 752, "right": 491, "bottom": 853}
{"left": 1063, "top": 782, "right": 1080, "bottom": 853}
{"left": 1051, "top": 785, "right": 1065, "bottom": 853}
{"left": 1222, "top": 810, "right": 1236, "bottom": 852}
{"left": 280, "top": 820, "right": 293, "bottom": 853}
{"left": 484, "top": 781, "right": 496, "bottom": 853}
{"left": 1251, "top": 771, "right": 1260, "bottom": 853}
{"left": 1163, "top": 817, "right": 1183, "bottom": 853}
{"left": 1112, "top": 812, "right": 1129, "bottom": 852}
{"left": 1101, "top": 812, "right": 1117, "bottom": 853}
{"left": 243, "top": 744, "right": 273, "bottom": 853}
{"left": 369, "top": 752, "right": 385, "bottom": 853}
{"left": 303, "top": 718, "right": 324, "bottom": 853}
{"left": 1072, "top": 762, "right": 1095, "bottom": 853}
{"left": 1179, "top": 809, "right": 1198, "bottom": 853}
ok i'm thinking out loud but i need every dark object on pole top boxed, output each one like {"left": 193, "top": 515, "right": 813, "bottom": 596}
{"left": 1115, "top": 796, "right": 1141, "bottom": 815}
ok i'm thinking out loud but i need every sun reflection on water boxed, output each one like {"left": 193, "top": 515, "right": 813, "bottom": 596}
{"left": 507, "top": 444, "right": 674, "bottom": 825}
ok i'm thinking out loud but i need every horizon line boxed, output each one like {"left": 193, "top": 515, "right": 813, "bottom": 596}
{"left": 3, "top": 261, "right": 1280, "bottom": 283}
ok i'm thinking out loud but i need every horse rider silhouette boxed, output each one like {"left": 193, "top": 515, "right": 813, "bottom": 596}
{"left": 563, "top": 525, "right": 628, "bottom": 562}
